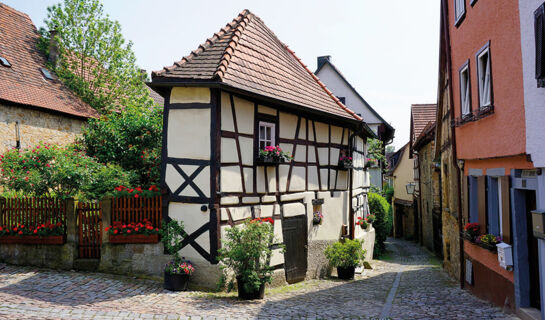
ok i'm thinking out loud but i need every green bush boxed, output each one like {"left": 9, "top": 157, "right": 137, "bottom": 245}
{"left": 324, "top": 238, "right": 366, "bottom": 268}
{"left": 217, "top": 218, "right": 280, "bottom": 293}
{"left": 369, "top": 192, "right": 392, "bottom": 257}
{"left": 383, "top": 183, "right": 394, "bottom": 204}
{"left": 0, "top": 143, "right": 130, "bottom": 200}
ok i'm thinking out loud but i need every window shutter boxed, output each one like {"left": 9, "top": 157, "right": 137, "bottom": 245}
{"left": 500, "top": 175, "right": 511, "bottom": 244}
{"left": 483, "top": 55, "right": 491, "bottom": 106}
{"left": 535, "top": 3, "right": 545, "bottom": 87}
{"left": 477, "top": 175, "right": 487, "bottom": 231}
{"left": 462, "top": 176, "right": 469, "bottom": 224}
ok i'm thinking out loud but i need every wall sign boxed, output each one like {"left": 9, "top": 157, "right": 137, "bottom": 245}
{"left": 465, "top": 259, "right": 473, "bottom": 285}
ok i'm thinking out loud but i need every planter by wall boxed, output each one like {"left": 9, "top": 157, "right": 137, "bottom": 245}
{"left": 0, "top": 235, "right": 65, "bottom": 245}
{"left": 237, "top": 276, "right": 265, "bottom": 300}
{"left": 108, "top": 234, "right": 159, "bottom": 244}
{"left": 337, "top": 266, "right": 355, "bottom": 280}
{"left": 256, "top": 156, "right": 286, "bottom": 166}
{"left": 163, "top": 272, "right": 190, "bottom": 291}
{"left": 337, "top": 161, "right": 353, "bottom": 170}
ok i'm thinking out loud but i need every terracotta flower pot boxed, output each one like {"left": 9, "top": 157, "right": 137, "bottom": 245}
{"left": 337, "top": 266, "right": 355, "bottom": 280}
{"left": 237, "top": 276, "right": 265, "bottom": 300}
{"left": 163, "top": 272, "right": 190, "bottom": 291}
{"left": 0, "top": 235, "right": 65, "bottom": 245}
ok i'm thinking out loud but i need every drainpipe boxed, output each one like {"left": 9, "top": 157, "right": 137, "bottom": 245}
{"left": 348, "top": 129, "right": 359, "bottom": 240}
{"left": 418, "top": 153, "right": 424, "bottom": 245}
{"left": 441, "top": 0, "right": 465, "bottom": 288}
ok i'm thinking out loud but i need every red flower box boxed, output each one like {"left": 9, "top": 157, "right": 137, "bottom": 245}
{"left": 109, "top": 234, "right": 159, "bottom": 244}
{"left": 0, "top": 235, "right": 65, "bottom": 245}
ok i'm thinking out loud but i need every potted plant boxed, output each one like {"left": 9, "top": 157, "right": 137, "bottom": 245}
{"left": 324, "top": 238, "right": 366, "bottom": 280}
{"left": 366, "top": 214, "right": 376, "bottom": 224}
{"left": 338, "top": 156, "right": 353, "bottom": 170}
{"left": 161, "top": 219, "right": 193, "bottom": 291}
{"left": 257, "top": 146, "right": 293, "bottom": 165}
{"left": 106, "top": 219, "right": 160, "bottom": 244}
{"left": 364, "top": 157, "right": 378, "bottom": 168}
{"left": 355, "top": 217, "right": 368, "bottom": 229}
{"left": 476, "top": 234, "right": 501, "bottom": 252}
{"left": 218, "top": 217, "right": 281, "bottom": 300}
{"left": 313, "top": 211, "right": 323, "bottom": 225}
{"left": 463, "top": 223, "right": 480, "bottom": 242}
{"left": 0, "top": 221, "right": 65, "bottom": 245}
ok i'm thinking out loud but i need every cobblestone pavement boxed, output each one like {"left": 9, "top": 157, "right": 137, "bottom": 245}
{"left": 0, "top": 238, "right": 518, "bottom": 319}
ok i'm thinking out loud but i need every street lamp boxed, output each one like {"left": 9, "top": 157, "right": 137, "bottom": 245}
{"left": 406, "top": 182, "right": 415, "bottom": 195}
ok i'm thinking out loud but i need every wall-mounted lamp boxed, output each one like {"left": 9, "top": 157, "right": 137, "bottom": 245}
{"left": 406, "top": 182, "right": 416, "bottom": 195}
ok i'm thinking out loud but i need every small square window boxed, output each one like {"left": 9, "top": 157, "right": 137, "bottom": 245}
{"left": 258, "top": 121, "right": 275, "bottom": 150}
{"left": 0, "top": 56, "right": 11, "bottom": 67}
{"left": 337, "top": 96, "right": 346, "bottom": 104}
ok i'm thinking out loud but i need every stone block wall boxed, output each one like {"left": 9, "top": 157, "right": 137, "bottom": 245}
{"left": 0, "top": 103, "right": 85, "bottom": 153}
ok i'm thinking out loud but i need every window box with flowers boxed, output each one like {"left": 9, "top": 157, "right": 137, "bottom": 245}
{"left": 312, "top": 211, "right": 323, "bottom": 225}
{"left": 365, "top": 158, "right": 379, "bottom": 169}
{"left": 0, "top": 222, "right": 65, "bottom": 245}
{"left": 338, "top": 156, "right": 353, "bottom": 170}
{"left": 256, "top": 146, "right": 293, "bottom": 166}
{"left": 355, "top": 217, "right": 369, "bottom": 230}
{"left": 476, "top": 234, "right": 501, "bottom": 252}
{"left": 462, "top": 223, "right": 480, "bottom": 242}
{"left": 106, "top": 220, "right": 160, "bottom": 244}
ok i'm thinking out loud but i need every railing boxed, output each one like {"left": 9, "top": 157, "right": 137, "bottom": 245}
{"left": 112, "top": 196, "right": 162, "bottom": 228}
{"left": 0, "top": 197, "right": 66, "bottom": 230}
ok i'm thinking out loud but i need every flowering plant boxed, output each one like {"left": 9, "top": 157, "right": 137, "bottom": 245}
{"left": 476, "top": 234, "right": 501, "bottom": 246}
{"left": 250, "top": 217, "right": 274, "bottom": 225}
{"left": 106, "top": 220, "right": 160, "bottom": 235}
{"left": 355, "top": 217, "right": 369, "bottom": 229}
{"left": 112, "top": 185, "right": 160, "bottom": 198}
{"left": 313, "top": 211, "right": 323, "bottom": 224}
{"left": 365, "top": 157, "right": 378, "bottom": 168}
{"left": 0, "top": 221, "right": 64, "bottom": 237}
{"left": 164, "top": 260, "right": 195, "bottom": 275}
{"left": 366, "top": 214, "right": 376, "bottom": 224}
{"left": 339, "top": 156, "right": 353, "bottom": 166}
{"left": 258, "top": 145, "right": 293, "bottom": 163}
{"left": 464, "top": 223, "right": 480, "bottom": 241}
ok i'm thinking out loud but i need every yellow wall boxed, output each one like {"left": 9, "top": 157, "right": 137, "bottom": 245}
{"left": 392, "top": 145, "right": 414, "bottom": 202}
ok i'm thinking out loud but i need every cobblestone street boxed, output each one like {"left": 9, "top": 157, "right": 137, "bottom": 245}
{"left": 0, "top": 239, "right": 517, "bottom": 319}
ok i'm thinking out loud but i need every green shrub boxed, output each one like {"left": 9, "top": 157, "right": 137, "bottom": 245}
{"left": 217, "top": 218, "right": 280, "bottom": 293}
{"left": 324, "top": 238, "right": 366, "bottom": 268}
{"left": 382, "top": 183, "right": 394, "bottom": 204}
{"left": 0, "top": 143, "right": 130, "bottom": 200}
{"left": 369, "top": 192, "right": 392, "bottom": 257}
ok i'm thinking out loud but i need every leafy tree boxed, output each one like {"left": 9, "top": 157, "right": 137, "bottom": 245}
{"left": 386, "top": 145, "right": 395, "bottom": 154}
{"left": 0, "top": 143, "right": 131, "bottom": 200}
{"left": 38, "top": 0, "right": 154, "bottom": 113}
{"left": 367, "top": 138, "right": 386, "bottom": 163}
{"left": 77, "top": 105, "right": 162, "bottom": 187}
{"left": 369, "top": 192, "right": 393, "bottom": 258}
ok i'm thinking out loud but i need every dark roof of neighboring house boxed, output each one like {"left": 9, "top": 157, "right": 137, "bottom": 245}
{"left": 151, "top": 9, "right": 361, "bottom": 122}
{"left": 0, "top": 3, "right": 98, "bottom": 119}
{"left": 409, "top": 104, "right": 436, "bottom": 156}
{"left": 315, "top": 57, "right": 394, "bottom": 140}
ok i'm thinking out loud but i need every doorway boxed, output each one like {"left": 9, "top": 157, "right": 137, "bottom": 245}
{"left": 282, "top": 215, "right": 307, "bottom": 284}
{"left": 525, "top": 190, "right": 541, "bottom": 310}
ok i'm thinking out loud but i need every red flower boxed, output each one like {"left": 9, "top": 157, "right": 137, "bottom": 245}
{"left": 33, "top": 230, "right": 37, "bottom": 234}
{"left": 134, "top": 194, "right": 139, "bottom": 198}
{"left": 114, "top": 230, "right": 118, "bottom": 234}
{"left": 18, "top": 231, "right": 22, "bottom": 235}
{"left": 127, "top": 230, "right": 131, "bottom": 234}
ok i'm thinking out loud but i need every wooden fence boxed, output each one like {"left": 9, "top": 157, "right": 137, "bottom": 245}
{"left": 0, "top": 197, "right": 66, "bottom": 229}
{"left": 112, "top": 196, "right": 162, "bottom": 228}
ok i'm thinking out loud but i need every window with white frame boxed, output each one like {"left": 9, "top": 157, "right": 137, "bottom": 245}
{"left": 459, "top": 63, "right": 471, "bottom": 116}
{"left": 454, "top": 0, "right": 465, "bottom": 24}
{"left": 258, "top": 121, "right": 275, "bottom": 150}
{"left": 477, "top": 46, "right": 492, "bottom": 108}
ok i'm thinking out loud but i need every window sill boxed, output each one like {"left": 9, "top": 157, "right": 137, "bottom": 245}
{"left": 453, "top": 105, "right": 495, "bottom": 127}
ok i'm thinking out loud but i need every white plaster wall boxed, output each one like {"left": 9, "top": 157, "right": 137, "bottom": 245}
{"left": 316, "top": 63, "right": 382, "bottom": 133}
{"left": 519, "top": 0, "right": 545, "bottom": 168}
{"left": 169, "top": 202, "right": 211, "bottom": 263}
{"left": 167, "top": 108, "right": 210, "bottom": 160}
{"left": 170, "top": 87, "right": 211, "bottom": 104}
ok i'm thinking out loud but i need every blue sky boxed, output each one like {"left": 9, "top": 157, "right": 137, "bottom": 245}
{"left": 4, "top": 0, "right": 440, "bottom": 150}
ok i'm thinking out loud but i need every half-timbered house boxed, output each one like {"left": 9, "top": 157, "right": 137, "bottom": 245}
{"left": 149, "top": 9, "right": 375, "bottom": 287}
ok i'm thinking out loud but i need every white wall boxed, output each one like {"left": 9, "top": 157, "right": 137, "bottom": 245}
{"left": 520, "top": 0, "right": 545, "bottom": 168}
{"left": 316, "top": 63, "right": 382, "bottom": 134}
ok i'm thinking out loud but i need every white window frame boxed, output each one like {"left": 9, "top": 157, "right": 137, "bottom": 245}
{"left": 258, "top": 121, "right": 275, "bottom": 150}
{"left": 454, "top": 0, "right": 466, "bottom": 25}
{"left": 477, "top": 46, "right": 492, "bottom": 109}
{"left": 459, "top": 62, "right": 471, "bottom": 116}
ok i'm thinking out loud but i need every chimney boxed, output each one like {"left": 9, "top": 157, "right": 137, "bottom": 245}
{"left": 48, "top": 29, "right": 59, "bottom": 67}
{"left": 317, "top": 56, "right": 331, "bottom": 70}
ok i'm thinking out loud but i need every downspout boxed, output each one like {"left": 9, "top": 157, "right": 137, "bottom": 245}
{"left": 441, "top": 0, "right": 465, "bottom": 288}
{"left": 418, "top": 153, "right": 424, "bottom": 245}
{"left": 348, "top": 128, "right": 359, "bottom": 240}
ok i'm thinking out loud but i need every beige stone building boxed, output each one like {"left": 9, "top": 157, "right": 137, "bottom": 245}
{"left": 389, "top": 143, "right": 416, "bottom": 239}
{"left": 0, "top": 3, "right": 97, "bottom": 154}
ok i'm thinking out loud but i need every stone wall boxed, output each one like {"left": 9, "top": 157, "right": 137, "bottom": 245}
{"left": 418, "top": 141, "right": 436, "bottom": 252}
{"left": 0, "top": 103, "right": 85, "bottom": 154}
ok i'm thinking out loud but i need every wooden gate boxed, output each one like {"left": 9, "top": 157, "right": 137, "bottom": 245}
{"left": 282, "top": 215, "right": 307, "bottom": 284}
{"left": 77, "top": 202, "right": 102, "bottom": 259}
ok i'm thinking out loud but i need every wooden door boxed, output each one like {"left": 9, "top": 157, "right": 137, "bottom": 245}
{"left": 77, "top": 202, "right": 102, "bottom": 259}
{"left": 525, "top": 191, "right": 541, "bottom": 310}
{"left": 432, "top": 209, "right": 443, "bottom": 259}
{"left": 282, "top": 215, "right": 307, "bottom": 284}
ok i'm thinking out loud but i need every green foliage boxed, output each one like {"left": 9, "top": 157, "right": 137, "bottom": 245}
{"left": 0, "top": 143, "right": 130, "bottom": 200}
{"left": 369, "top": 192, "right": 393, "bottom": 258}
{"left": 77, "top": 106, "right": 162, "bottom": 187}
{"left": 217, "top": 218, "right": 281, "bottom": 293}
{"left": 367, "top": 138, "right": 386, "bottom": 163}
{"left": 383, "top": 183, "right": 394, "bottom": 204}
{"left": 39, "top": 0, "right": 154, "bottom": 113}
{"left": 324, "top": 239, "right": 366, "bottom": 268}
{"left": 160, "top": 219, "right": 186, "bottom": 259}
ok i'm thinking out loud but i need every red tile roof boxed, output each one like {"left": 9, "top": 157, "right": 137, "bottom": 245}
{"left": 152, "top": 9, "right": 361, "bottom": 121}
{"left": 0, "top": 3, "right": 98, "bottom": 118}
{"left": 411, "top": 104, "right": 436, "bottom": 145}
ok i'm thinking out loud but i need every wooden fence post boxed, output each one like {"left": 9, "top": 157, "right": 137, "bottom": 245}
{"left": 65, "top": 198, "right": 77, "bottom": 245}
{"left": 101, "top": 197, "right": 112, "bottom": 244}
